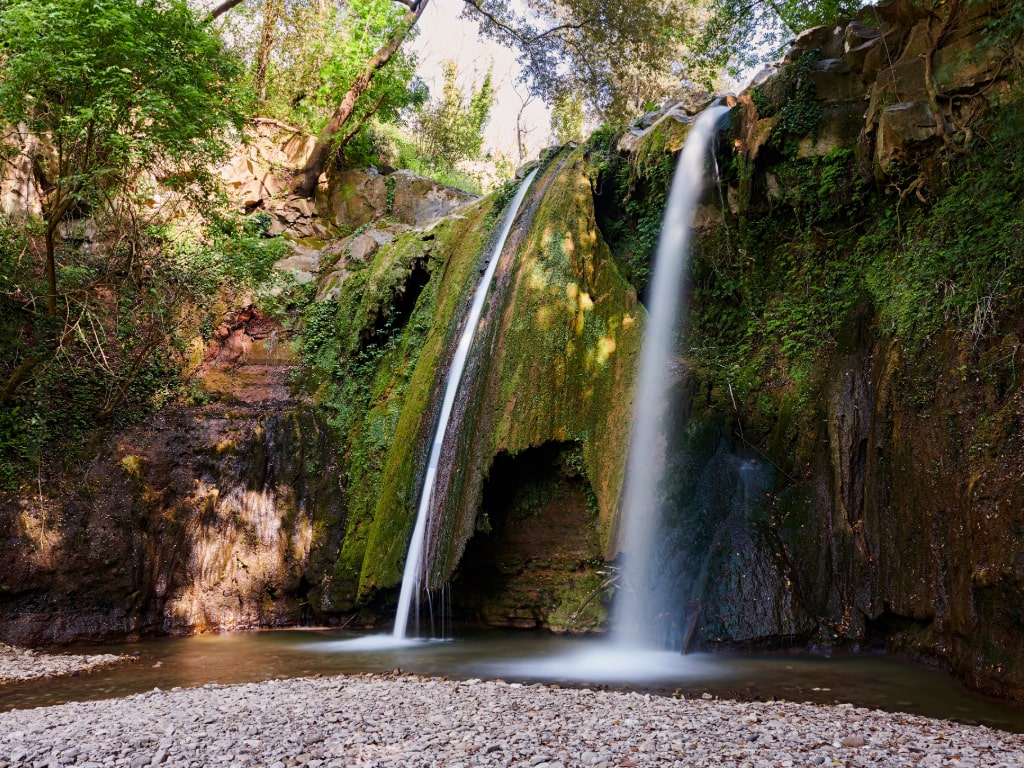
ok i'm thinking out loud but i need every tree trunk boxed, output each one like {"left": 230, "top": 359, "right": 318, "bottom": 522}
{"left": 43, "top": 192, "right": 74, "bottom": 318}
{"left": 254, "top": 0, "right": 281, "bottom": 103}
{"left": 44, "top": 225, "right": 57, "bottom": 317}
{"left": 292, "top": 0, "right": 429, "bottom": 198}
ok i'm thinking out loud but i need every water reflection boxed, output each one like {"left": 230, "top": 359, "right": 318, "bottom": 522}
{"left": 2, "top": 630, "right": 1022, "bottom": 733}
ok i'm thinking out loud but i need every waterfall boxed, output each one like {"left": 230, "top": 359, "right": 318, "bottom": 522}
{"left": 613, "top": 104, "right": 732, "bottom": 647}
{"left": 393, "top": 168, "right": 539, "bottom": 640}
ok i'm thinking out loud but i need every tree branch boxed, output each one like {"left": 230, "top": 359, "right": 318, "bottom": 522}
{"left": 460, "top": 0, "right": 592, "bottom": 46}
{"left": 206, "top": 0, "right": 250, "bottom": 22}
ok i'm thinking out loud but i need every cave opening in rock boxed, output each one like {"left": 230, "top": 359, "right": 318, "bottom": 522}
{"left": 360, "top": 255, "right": 432, "bottom": 349}
{"left": 451, "top": 441, "right": 607, "bottom": 631}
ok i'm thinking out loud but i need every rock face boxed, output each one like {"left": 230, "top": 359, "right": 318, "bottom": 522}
{"left": 735, "top": 0, "right": 1017, "bottom": 173}
{"left": 0, "top": 402, "right": 343, "bottom": 643}
{"left": 325, "top": 167, "right": 478, "bottom": 231}
{"left": 0, "top": 300, "right": 344, "bottom": 643}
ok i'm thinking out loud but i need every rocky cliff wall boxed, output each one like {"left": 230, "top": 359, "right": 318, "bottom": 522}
{"left": 611, "top": 0, "right": 1024, "bottom": 699}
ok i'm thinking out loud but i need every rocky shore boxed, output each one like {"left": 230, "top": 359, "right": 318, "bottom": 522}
{"left": 2, "top": 673, "right": 1023, "bottom": 768}
{"left": 0, "top": 644, "right": 130, "bottom": 684}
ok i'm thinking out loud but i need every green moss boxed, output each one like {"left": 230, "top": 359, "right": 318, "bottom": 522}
{"left": 464, "top": 152, "right": 643, "bottom": 558}
{"left": 547, "top": 569, "right": 611, "bottom": 632}
{"left": 588, "top": 117, "right": 686, "bottom": 291}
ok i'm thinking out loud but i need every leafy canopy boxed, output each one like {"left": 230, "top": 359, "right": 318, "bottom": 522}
{"left": 684, "top": 0, "right": 866, "bottom": 86}
{"left": 465, "top": 0, "right": 692, "bottom": 122}
{"left": 0, "top": 0, "right": 248, "bottom": 206}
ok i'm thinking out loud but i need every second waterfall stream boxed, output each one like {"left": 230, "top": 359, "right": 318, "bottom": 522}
{"left": 613, "top": 104, "right": 733, "bottom": 648}
{"left": 392, "top": 168, "right": 539, "bottom": 640}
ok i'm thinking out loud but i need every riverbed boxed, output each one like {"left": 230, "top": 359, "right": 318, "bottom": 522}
{"left": 3, "top": 631, "right": 1024, "bottom": 734}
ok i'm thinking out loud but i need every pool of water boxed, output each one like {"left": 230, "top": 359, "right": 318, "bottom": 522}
{"left": 3, "top": 630, "right": 1023, "bottom": 732}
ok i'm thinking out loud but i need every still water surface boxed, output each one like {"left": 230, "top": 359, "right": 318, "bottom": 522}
{"left": 2, "top": 630, "right": 1023, "bottom": 732}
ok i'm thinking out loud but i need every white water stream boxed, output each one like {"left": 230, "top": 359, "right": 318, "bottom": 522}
{"left": 613, "top": 105, "right": 732, "bottom": 647}
{"left": 393, "top": 168, "right": 539, "bottom": 639}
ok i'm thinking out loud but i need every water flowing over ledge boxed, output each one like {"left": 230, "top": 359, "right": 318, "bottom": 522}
{"left": 393, "top": 168, "right": 540, "bottom": 639}
{"left": 614, "top": 104, "right": 733, "bottom": 648}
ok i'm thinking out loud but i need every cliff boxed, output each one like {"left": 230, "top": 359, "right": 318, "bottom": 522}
{"left": 603, "top": 0, "right": 1024, "bottom": 700}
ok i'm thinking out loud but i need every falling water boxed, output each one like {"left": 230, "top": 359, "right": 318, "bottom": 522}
{"left": 393, "top": 168, "right": 539, "bottom": 640}
{"left": 613, "top": 104, "right": 732, "bottom": 647}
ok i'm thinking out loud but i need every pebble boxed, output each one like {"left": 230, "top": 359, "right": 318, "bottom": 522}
{"left": 0, "top": 644, "right": 130, "bottom": 683}
{"left": 1, "top": 673, "right": 1023, "bottom": 767}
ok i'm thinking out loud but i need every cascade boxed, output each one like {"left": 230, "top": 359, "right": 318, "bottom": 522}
{"left": 393, "top": 168, "right": 539, "bottom": 640}
{"left": 613, "top": 104, "right": 732, "bottom": 648}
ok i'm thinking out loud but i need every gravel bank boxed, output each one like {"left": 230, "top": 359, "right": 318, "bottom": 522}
{"left": 0, "top": 645, "right": 130, "bottom": 684}
{"left": 2, "top": 673, "right": 1023, "bottom": 767}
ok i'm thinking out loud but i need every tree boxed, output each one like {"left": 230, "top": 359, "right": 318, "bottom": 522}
{"left": 253, "top": 0, "right": 284, "bottom": 102}
{"left": 462, "top": 0, "right": 692, "bottom": 122}
{"left": 292, "top": 0, "right": 430, "bottom": 196}
{"left": 550, "top": 90, "right": 585, "bottom": 145}
{"left": 0, "top": 0, "right": 247, "bottom": 316}
{"left": 511, "top": 84, "right": 537, "bottom": 163}
{"left": 416, "top": 62, "right": 495, "bottom": 167}
{"left": 683, "top": 0, "right": 865, "bottom": 86}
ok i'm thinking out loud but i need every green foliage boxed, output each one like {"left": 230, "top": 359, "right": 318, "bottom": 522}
{"left": 684, "top": 0, "right": 864, "bottom": 87}
{"left": 258, "top": 0, "right": 426, "bottom": 142}
{"left": 0, "top": 211, "right": 286, "bottom": 489}
{"left": 773, "top": 148, "right": 865, "bottom": 228}
{"left": 370, "top": 122, "right": 484, "bottom": 194}
{"left": 966, "top": 0, "right": 1024, "bottom": 49}
{"left": 753, "top": 51, "right": 823, "bottom": 158}
{"left": 0, "top": 0, "right": 247, "bottom": 207}
{"left": 691, "top": 94, "right": 1024, "bottom": 431}
{"left": 866, "top": 102, "right": 1024, "bottom": 347}
{"left": 414, "top": 62, "right": 495, "bottom": 168}
{"left": 550, "top": 91, "right": 586, "bottom": 145}
{"left": 586, "top": 119, "right": 678, "bottom": 290}
{"left": 466, "top": 0, "right": 691, "bottom": 122}
{"left": 167, "top": 213, "right": 289, "bottom": 297}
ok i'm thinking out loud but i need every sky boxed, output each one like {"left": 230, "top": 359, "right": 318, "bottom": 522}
{"left": 411, "top": 0, "right": 553, "bottom": 163}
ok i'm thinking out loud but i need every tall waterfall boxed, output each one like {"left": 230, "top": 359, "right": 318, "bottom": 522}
{"left": 613, "top": 104, "right": 732, "bottom": 647}
{"left": 393, "top": 169, "right": 539, "bottom": 640}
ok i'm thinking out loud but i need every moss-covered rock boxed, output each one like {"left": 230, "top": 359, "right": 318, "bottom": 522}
{"left": 312, "top": 151, "right": 641, "bottom": 628}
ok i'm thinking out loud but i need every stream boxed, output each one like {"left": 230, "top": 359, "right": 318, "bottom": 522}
{"left": 3, "top": 630, "right": 1023, "bottom": 732}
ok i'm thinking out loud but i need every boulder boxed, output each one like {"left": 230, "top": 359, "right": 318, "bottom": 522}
{"left": 326, "top": 168, "right": 388, "bottom": 230}
{"left": 274, "top": 243, "right": 321, "bottom": 285}
{"left": 343, "top": 232, "right": 381, "bottom": 263}
{"left": 865, "top": 58, "right": 928, "bottom": 130}
{"left": 899, "top": 19, "right": 936, "bottom": 61}
{"left": 791, "top": 25, "right": 831, "bottom": 54}
{"left": 810, "top": 58, "right": 870, "bottom": 104}
{"left": 844, "top": 20, "right": 881, "bottom": 54}
{"left": 279, "top": 132, "right": 318, "bottom": 168}
{"left": 797, "top": 103, "right": 865, "bottom": 158}
{"left": 875, "top": 100, "right": 936, "bottom": 170}
{"left": 389, "top": 170, "right": 477, "bottom": 227}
